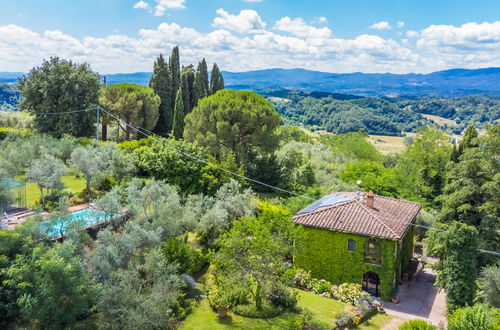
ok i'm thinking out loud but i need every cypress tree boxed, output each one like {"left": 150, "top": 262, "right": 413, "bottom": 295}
{"left": 172, "top": 88, "right": 184, "bottom": 139}
{"left": 458, "top": 125, "right": 478, "bottom": 156}
{"left": 194, "top": 58, "right": 209, "bottom": 100}
{"left": 209, "top": 63, "right": 224, "bottom": 95}
{"left": 149, "top": 54, "right": 172, "bottom": 135}
{"left": 169, "top": 46, "right": 181, "bottom": 116}
{"left": 181, "top": 65, "right": 197, "bottom": 112}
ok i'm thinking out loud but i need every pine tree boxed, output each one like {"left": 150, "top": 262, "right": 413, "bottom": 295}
{"left": 149, "top": 54, "right": 173, "bottom": 136}
{"left": 172, "top": 88, "right": 184, "bottom": 139}
{"left": 194, "top": 58, "right": 209, "bottom": 100}
{"left": 169, "top": 46, "right": 181, "bottom": 117}
{"left": 209, "top": 63, "right": 224, "bottom": 95}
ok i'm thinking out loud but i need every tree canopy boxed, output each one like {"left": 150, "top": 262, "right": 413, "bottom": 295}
{"left": 18, "top": 57, "right": 101, "bottom": 138}
{"left": 184, "top": 90, "right": 281, "bottom": 168}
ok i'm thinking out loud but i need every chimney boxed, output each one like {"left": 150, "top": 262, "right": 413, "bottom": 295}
{"left": 366, "top": 191, "right": 374, "bottom": 208}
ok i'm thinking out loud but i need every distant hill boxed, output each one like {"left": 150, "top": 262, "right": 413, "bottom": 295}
{"left": 2, "top": 67, "right": 500, "bottom": 97}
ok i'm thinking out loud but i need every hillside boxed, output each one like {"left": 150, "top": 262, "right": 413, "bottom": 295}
{"left": 2, "top": 67, "right": 500, "bottom": 97}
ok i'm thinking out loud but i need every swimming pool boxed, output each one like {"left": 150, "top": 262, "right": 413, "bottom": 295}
{"left": 40, "top": 208, "right": 118, "bottom": 239}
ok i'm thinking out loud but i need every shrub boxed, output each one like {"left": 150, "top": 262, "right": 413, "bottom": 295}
{"left": 290, "top": 268, "right": 313, "bottom": 290}
{"left": 163, "top": 237, "right": 206, "bottom": 274}
{"left": 266, "top": 283, "right": 297, "bottom": 309}
{"left": 233, "top": 302, "right": 282, "bottom": 318}
{"left": 399, "top": 319, "right": 437, "bottom": 330}
{"left": 206, "top": 265, "right": 230, "bottom": 312}
{"left": 335, "top": 283, "right": 363, "bottom": 304}
{"left": 335, "top": 311, "right": 355, "bottom": 329}
{"left": 311, "top": 278, "right": 333, "bottom": 297}
{"left": 448, "top": 303, "right": 493, "bottom": 330}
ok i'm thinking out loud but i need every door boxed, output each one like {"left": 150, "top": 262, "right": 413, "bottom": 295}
{"left": 362, "top": 272, "right": 380, "bottom": 296}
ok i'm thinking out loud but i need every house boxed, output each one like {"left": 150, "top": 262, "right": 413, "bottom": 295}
{"left": 293, "top": 191, "right": 421, "bottom": 301}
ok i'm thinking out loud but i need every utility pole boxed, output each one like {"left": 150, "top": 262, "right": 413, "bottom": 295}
{"left": 95, "top": 105, "right": 100, "bottom": 147}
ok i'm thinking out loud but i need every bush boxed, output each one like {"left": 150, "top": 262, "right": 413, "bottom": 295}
{"left": 399, "top": 319, "right": 437, "bottom": 330}
{"left": 266, "top": 284, "right": 297, "bottom": 309}
{"left": 311, "top": 278, "right": 333, "bottom": 297}
{"left": 334, "top": 283, "right": 363, "bottom": 304}
{"left": 290, "top": 268, "right": 313, "bottom": 290}
{"left": 163, "top": 237, "right": 206, "bottom": 274}
{"left": 448, "top": 303, "right": 493, "bottom": 330}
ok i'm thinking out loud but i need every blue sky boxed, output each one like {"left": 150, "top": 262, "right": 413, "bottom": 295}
{"left": 1, "top": 0, "right": 499, "bottom": 73}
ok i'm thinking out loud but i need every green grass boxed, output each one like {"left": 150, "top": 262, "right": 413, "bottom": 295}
{"left": 180, "top": 289, "right": 395, "bottom": 330}
{"left": 18, "top": 174, "right": 86, "bottom": 206}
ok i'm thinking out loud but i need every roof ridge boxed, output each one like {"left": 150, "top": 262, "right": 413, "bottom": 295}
{"left": 369, "top": 193, "right": 421, "bottom": 206}
{"left": 353, "top": 199, "right": 399, "bottom": 237}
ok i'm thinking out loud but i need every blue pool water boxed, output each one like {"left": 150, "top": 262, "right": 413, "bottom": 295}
{"left": 40, "top": 208, "right": 118, "bottom": 238}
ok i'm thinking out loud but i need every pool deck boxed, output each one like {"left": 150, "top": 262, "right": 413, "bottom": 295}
{"left": 68, "top": 203, "right": 91, "bottom": 212}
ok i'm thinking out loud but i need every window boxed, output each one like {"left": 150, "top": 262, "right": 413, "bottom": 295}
{"left": 364, "top": 239, "right": 381, "bottom": 264}
{"left": 347, "top": 239, "right": 356, "bottom": 252}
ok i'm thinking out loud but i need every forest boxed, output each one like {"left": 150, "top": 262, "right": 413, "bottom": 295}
{"left": 0, "top": 48, "right": 499, "bottom": 329}
{"left": 266, "top": 90, "right": 500, "bottom": 136}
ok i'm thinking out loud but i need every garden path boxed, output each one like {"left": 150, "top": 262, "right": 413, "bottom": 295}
{"left": 383, "top": 266, "right": 447, "bottom": 327}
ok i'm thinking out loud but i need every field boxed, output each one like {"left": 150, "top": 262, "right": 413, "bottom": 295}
{"left": 422, "top": 114, "right": 457, "bottom": 127}
{"left": 180, "top": 288, "right": 396, "bottom": 330}
{"left": 367, "top": 133, "right": 416, "bottom": 154}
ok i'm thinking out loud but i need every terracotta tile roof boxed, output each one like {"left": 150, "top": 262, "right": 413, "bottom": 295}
{"left": 293, "top": 192, "right": 421, "bottom": 240}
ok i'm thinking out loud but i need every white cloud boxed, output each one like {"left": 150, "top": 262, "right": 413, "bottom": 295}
{"left": 133, "top": 1, "right": 149, "bottom": 9}
{"left": 274, "top": 17, "right": 332, "bottom": 40}
{"left": 406, "top": 30, "right": 419, "bottom": 37}
{"left": 1, "top": 20, "right": 498, "bottom": 74}
{"left": 213, "top": 9, "right": 266, "bottom": 34}
{"left": 318, "top": 17, "right": 328, "bottom": 24}
{"left": 370, "top": 21, "right": 391, "bottom": 30}
{"left": 397, "top": 21, "right": 405, "bottom": 28}
{"left": 154, "top": 0, "right": 186, "bottom": 16}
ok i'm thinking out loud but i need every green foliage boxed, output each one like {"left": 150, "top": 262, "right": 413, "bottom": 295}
{"left": 99, "top": 83, "right": 160, "bottom": 140}
{"left": 26, "top": 153, "right": 66, "bottom": 204}
{"left": 212, "top": 202, "right": 298, "bottom": 311}
{"left": 70, "top": 145, "right": 110, "bottom": 190}
{"left": 172, "top": 87, "right": 185, "bottom": 139}
{"left": 184, "top": 89, "right": 281, "bottom": 168}
{"left": 334, "top": 283, "right": 363, "bottom": 304}
{"left": 209, "top": 63, "right": 224, "bottom": 95}
{"left": 149, "top": 54, "right": 173, "bottom": 136}
{"left": 477, "top": 263, "right": 500, "bottom": 308}
{"left": 294, "top": 227, "right": 399, "bottom": 301}
{"left": 396, "top": 128, "right": 451, "bottom": 206}
{"left": 201, "top": 153, "right": 246, "bottom": 195}
{"left": 448, "top": 303, "right": 493, "bottom": 330}
{"left": 341, "top": 160, "right": 399, "bottom": 196}
{"left": 169, "top": 46, "right": 181, "bottom": 111}
{"left": 433, "top": 222, "right": 479, "bottom": 311}
{"left": 163, "top": 237, "right": 206, "bottom": 274}
{"left": 437, "top": 125, "right": 499, "bottom": 261}
{"left": 194, "top": 58, "right": 209, "bottom": 99}
{"left": 3, "top": 243, "right": 98, "bottom": 329}
{"left": 320, "top": 131, "right": 382, "bottom": 162}
{"left": 398, "top": 319, "right": 437, "bottom": 330}
{"left": 134, "top": 138, "right": 207, "bottom": 194}
{"left": 0, "top": 111, "right": 33, "bottom": 130}
{"left": 18, "top": 57, "right": 100, "bottom": 138}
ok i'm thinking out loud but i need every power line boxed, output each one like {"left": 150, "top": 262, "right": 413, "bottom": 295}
{"left": 8, "top": 107, "right": 97, "bottom": 115}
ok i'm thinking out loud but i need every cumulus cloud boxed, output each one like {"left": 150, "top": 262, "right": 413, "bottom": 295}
{"left": 154, "top": 0, "right": 186, "bottom": 16}
{"left": 1, "top": 19, "right": 498, "bottom": 74}
{"left": 406, "top": 30, "right": 419, "bottom": 37}
{"left": 213, "top": 8, "right": 266, "bottom": 34}
{"left": 133, "top": 1, "right": 149, "bottom": 9}
{"left": 370, "top": 21, "right": 391, "bottom": 30}
{"left": 318, "top": 17, "right": 328, "bottom": 24}
{"left": 274, "top": 17, "right": 332, "bottom": 40}
{"left": 397, "top": 21, "right": 405, "bottom": 28}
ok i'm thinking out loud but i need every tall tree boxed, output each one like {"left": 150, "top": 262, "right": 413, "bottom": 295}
{"left": 149, "top": 54, "right": 173, "bottom": 136}
{"left": 209, "top": 63, "right": 224, "bottom": 95}
{"left": 26, "top": 155, "right": 66, "bottom": 205}
{"left": 172, "top": 89, "right": 184, "bottom": 140}
{"left": 194, "top": 58, "right": 209, "bottom": 100}
{"left": 169, "top": 46, "right": 181, "bottom": 114}
{"left": 458, "top": 125, "right": 478, "bottom": 156}
{"left": 180, "top": 65, "right": 196, "bottom": 115}
{"left": 18, "top": 57, "right": 100, "bottom": 138}
{"left": 184, "top": 90, "right": 281, "bottom": 168}
{"left": 435, "top": 222, "right": 479, "bottom": 311}
{"left": 99, "top": 83, "right": 160, "bottom": 140}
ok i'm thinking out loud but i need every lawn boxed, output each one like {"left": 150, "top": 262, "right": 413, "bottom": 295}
{"left": 180, "top": 288, "right": 395, "bottom": 330}
{"left": 17, "top": 173, "right": 86, "bottom": 206}
{"left": 367, "top": 133, "right": 416, "bottom": 154}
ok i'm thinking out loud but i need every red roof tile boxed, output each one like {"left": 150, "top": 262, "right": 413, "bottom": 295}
{"left": 293, "top": 192, "right": 421, "bottom": 240}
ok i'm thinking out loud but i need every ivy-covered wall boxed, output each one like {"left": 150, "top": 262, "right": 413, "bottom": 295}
{"left": 294, "top": 226, "right": 398, "bottom": 301}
